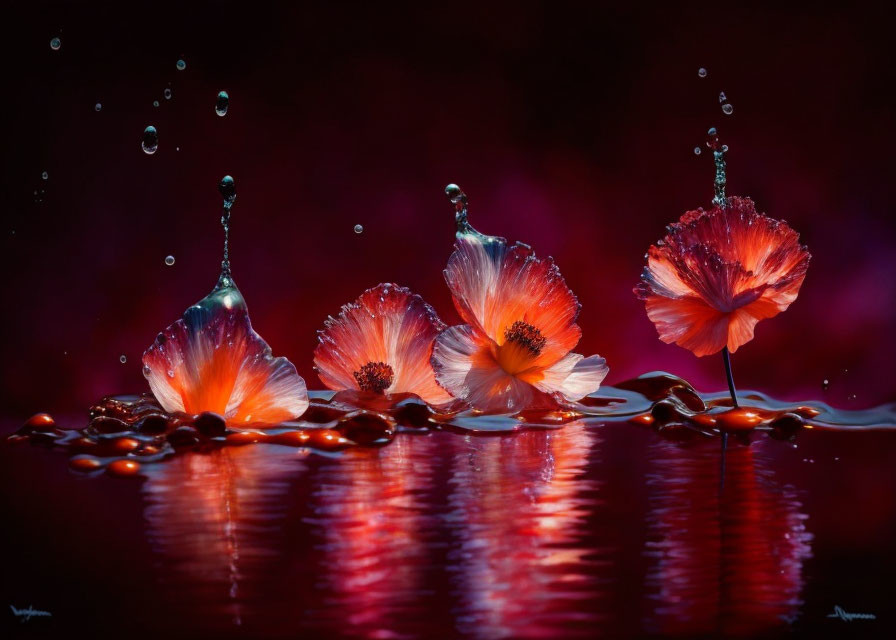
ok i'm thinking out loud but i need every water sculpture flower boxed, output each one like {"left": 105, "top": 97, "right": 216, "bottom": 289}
{"left": 431, "top": 184, "right": 609, "bottom": 413}
{"left": 142, "top": 175, "right": 309, "bottom": 426}
{"left": 314, "top": 283, "right": 453, "bottom": 406}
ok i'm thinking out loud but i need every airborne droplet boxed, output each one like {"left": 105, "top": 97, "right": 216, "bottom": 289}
{"left": 50, "top": 37, "right": 61, "bottom": 51}
{"left": 722, "top": 103, "right": 734, "bottom": 115}
{"left": 95, "top": 103, "right": 102, "bottom": 111}
{"left": 176, "top": 59, "right": 186, "bottom": 71}
{"left": 119, "top": 355, "right": 127, "bottom": 363}
{"left": 698, "top": 67, "right": 707, "bottom": 78}
{"left": 164, "top": 88, "right": 172, "bottom": 100}
{"left": 165, "top": 255, "right": 175, "bottom": 266}
{"left": 215, "top": 91, "right": 229, "bottom": 116}
{"left": 142, "top": 126, "right": 158, "bottom": 154}
{"left": 694, "top": 147, "right": 701, "bottom": 155}
{"left": 354, "top": 224, "right": 363, "bottom": 234}
{"left": 719, "top": 91, "right": 727, "bottom": 103}
{"left": 153, "top": 100, "right": 159, "bottom": 108}
{"left": 42, "top": 171, "right": 48, "bottom": 180}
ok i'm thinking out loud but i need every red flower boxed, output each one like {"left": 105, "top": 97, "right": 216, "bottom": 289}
{"left": 143, "top": 283, "right": 308, "bottom": 426}
{"left": 313, "top": 283, "right": 453, "bottom": 406}
{"left": 635, "top": 197, "right": 810, "bottom": 356}
{"left": 432, "top": 229, "right": 608, "bottom": 413}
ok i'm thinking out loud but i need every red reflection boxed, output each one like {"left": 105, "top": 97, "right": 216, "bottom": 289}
{"left": 446, "top": 423, "right": 608, "bottom": 638}
{"left": 644, "top": 440, "right": 812, "bottom": 636}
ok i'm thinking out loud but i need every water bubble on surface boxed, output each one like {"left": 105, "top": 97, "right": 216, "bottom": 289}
{"left": 176, "top": 59, "right": 186, "bottom": 71}
{"left": 50, "top": 37, "right": 61, "bottom": 50}
{"left": 119, "top": 355, "right": 127, "bottom": 364}
{"left": 165, "top": 255, "right": 175, "bottom": 266}
{"left": 41, "top": 171, "right": 48, "bottom": 180}
{"left": 722, "top": 103, "right": 734, "bottom": 115}
{"left": 142, "top": 126, "right": 159, "bottom": 154}
{"left": 215, "top": 91, "right": 229, "bottom": 116}
{"left": 164, "top": 88, "right": 172, "bottom": 100}
{"left": 694, "top": 147, "right": 701, "bottom": 155}
{"left": 153, "top": 100, "right": 160, "bottom": 108}
{"left": 698, "top": 67, "right": 707, "bottom": 78}
{"left": 354, "top": 224, "right": 363, "bottom": 234}
{"left": 95, "top": 103, "right": 102, "bottom": 111}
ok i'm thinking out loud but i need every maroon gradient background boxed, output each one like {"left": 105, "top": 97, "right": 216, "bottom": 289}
{"left": 1, "top": 1, "right": 895, "bottom": 419}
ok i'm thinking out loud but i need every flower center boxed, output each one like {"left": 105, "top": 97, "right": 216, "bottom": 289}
{"left": 353, "top": 361, "right": 394, "bottom": 394}
{"left": 503, "top": 321, "right": 546, "bottom": 356}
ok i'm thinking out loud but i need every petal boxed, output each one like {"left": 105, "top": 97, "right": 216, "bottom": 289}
{"left": 432, "top": 325, "right": 535, "bottom": 413}
{"left": 313, "top": 283, "right": 452, "bottom": 405}
{"left": 533, "top": 353, "right": 609, "bottom": 401}
{"left": 142, "top": 283, "right": 308, "bottom": 426}
{"left": 644, "top": 295, "right": 730, "bottom": 357}
{"left": 444, "top": 231, "right": 581, "bottom": 368}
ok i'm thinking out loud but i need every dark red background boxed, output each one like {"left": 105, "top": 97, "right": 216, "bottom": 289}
{"left": 2, "top": 1, "right": 895, "bottom": 419}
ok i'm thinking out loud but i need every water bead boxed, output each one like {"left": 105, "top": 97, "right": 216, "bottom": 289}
{"left": 722, "top": 103, "right": 734, "bottom": 115}
{"left": 153, "top": 100, "right": 160, "bottom": 108}
{"left": 165, "top": 255, "right": 175, "bottom": 266}
{"left": 719, "top": 91, "right": 727, "bottom": 103}
{"left": 120, "top": 355, "right": 127, "bottom": 363}
{"left": 354, "top": 224, "right": 363, "bottom": 234}
{"left": 142, "top": 126, "right": 159, "bottom": 154}
{"left": 219, "top": 175, "right": 236, "bottom": 203}
{"left": 698, "top": 67, "right": 707, "bottom": 78}
{"left": 164, "top": 88, "right": 172, "bottom": 100}
{"left": 95, "top": 103, "right": 102, "bottom": 111}
{"left": 42, "top": 171, "right": 48, "bottom": 180}
{"left": 215, "top": 91, "right": 229, "bottom": 116}
{"left": 693, "top": 147, "right": 701, "bottom": 155}
{"left": 176, "top": 59, "right": 186, "bottom": 71}
{"left": 50, "top": 37, "right": 61, "bottom": 51}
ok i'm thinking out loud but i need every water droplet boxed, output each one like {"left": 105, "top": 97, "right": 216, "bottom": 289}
{"left": 50, "top": 37, "right": 61, "bottom": 51}
{"left": 164, "top": 88, "right": 172, "bottom": 100}
{"left": 822, "top": 379, "right": 830, "bottom": 390}
{"left": 721, "top": 144, "right": 729, "bottom": 152}
{"left": 142, "top": 126, "right": 158, "bottom": 154}
{"left": 698, "top": 67, "right": 707, "bottom": 78}
{"left": 119, "top": 355, "right": 127, "bottom": 363}
{"left": 722, "top": 103, "right": 734, "bottom": 115}
{"left": 693, "top": 146, "right": 701, "bottom": 155}
{"left": 95, "top": 103, "right": 102, "bottom": 112}
{"left": 41, "top": 171, "right": 48, "bottom": 180}
{"left": 719, "top": 91, "right": 727, "bottom": 103}
{"left": 153, "top": 100, "right": 160, "bottom": 108}
{"left": 215, "top": 91, "right": 229, "bottom": 116}
{"left": 219, "top": 175, "right": 236, "bottom": 203}
{"left": 176, "top": 59, "right": 186, "bottom": 71}
{"left": 354, "top": 224, "right": 363, "bottom": 234}
{"left": 164, "top": 255, "right": 175, "bottom": 266}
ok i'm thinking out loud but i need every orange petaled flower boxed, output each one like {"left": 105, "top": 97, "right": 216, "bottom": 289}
{"left": 143, "top": 282, "right": 309, "bottom": 426}
{"left": 313, "top": 283, "right": 453, "bottom": 406}
{"left": 432, "top": 227, "right": 609, "bottom": 413}
{"left": 635, "top": 196, "right": 810, "bottom": 357}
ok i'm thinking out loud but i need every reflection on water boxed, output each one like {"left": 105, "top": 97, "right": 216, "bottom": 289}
{"left": 134, "top": 426, "right": 813, "bottom": 638}
{"left": 644, "top": 441, "right": 812, "bottom": 636}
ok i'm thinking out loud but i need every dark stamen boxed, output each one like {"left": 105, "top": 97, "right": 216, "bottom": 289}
{"left": 353, "top": 361, "right": 395, "bottom": 394}
{"left": 504, "top": 321, "right": 546, "bottom": 356}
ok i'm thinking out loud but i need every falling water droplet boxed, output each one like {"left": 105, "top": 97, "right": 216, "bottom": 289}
{"left": 153, "top": 100, "right": 160, "bottom": 108}
{"left": 119, "top": 355, "right": 127, "bottom": 363}
{"left": 95, "top": 103, "right": 102, "bottom": 111}
{"left": 218, "top": 175, "right": 236, "bottom": 285}
{"left": 694, "top": 146, "right": 701, "bottom": 155}
{"left": 719, "top": 91, "right": 727, "bottom": 103}
{"left": 353, "top": 224, "right": 363, "bottom": 234}
{"left": 41, "top": 171, "right": 48, "bottom": 180}
{"left": 822, "top": 379, "right": 830, "bottom": 390}
{"left": 165, "top": 255, "right": 175, "bottom": 266}
{"left": 142, "top": 126, "right": 158, "bottom": 154}
{"left": 50, "top": 37, "right": 61, "bottom": 51}
{"left": 215, "top": 91, "right": 229, "bottom": 116}
{"left": 164, "top": 88, "right": 172, "bottom": 100}
{"left": 176, "top": 59, "right": 186, "bottom": 71}
{"left": 698, "top": 67, "right": 707, "bottom": 78}
{"left": 722, "top": 103, "right": 734, "bottom": 115}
